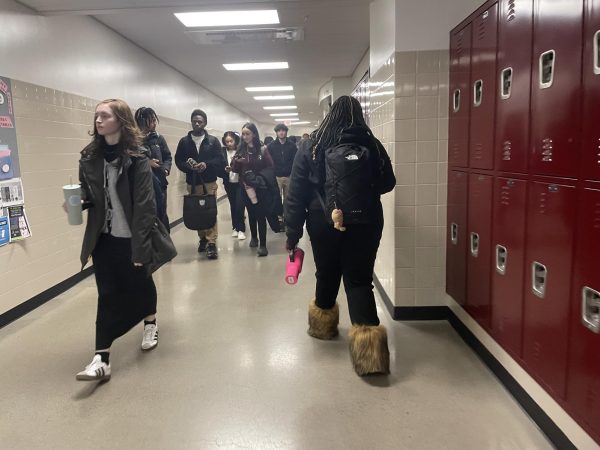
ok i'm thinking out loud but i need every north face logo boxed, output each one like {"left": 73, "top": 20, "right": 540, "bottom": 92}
{"left": 345, "top": 154, "right": 359, "bottom": 160}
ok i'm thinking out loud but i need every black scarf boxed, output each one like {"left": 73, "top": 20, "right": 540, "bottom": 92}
{"left": 103, "top": 142, "right": 120, "bottom": 162}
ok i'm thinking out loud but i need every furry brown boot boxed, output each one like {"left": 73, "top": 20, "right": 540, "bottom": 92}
{"left": 308, "top": 300, "right": 339, "bottom": 340}
{"left": 349, "top": 325, "right": 390, "bottom": 376}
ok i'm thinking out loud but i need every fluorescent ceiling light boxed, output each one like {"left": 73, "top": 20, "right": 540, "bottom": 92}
{"left": 254, "top": 95, "right": 295, "bottom": 101}
{"left": 224, "top": 62, "right": 288, "bottom": 71}
{"left": 263, "top": 106, "right": 297, "bottom": 110}
{"left": 290, "top": 121, "right": 311, "bottom": 125}
{"left": 246, "top": 86, "right": 293, "bottom": 92}
{"left": 270, "top": 112, "right": 298, "bottom": 117}
{"left": 175, "top": 10, "right": 279, "bottom": 28}
{"left": 274, "top": 118, "right": 300, "bottom": 122}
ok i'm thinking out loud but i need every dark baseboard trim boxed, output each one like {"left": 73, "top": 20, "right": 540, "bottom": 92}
{"left": 0, "top": 267, "right": 94, "bottom": 329}
{"left": 0, "top": 213, "right": 188, "bottom": 330}
{"left": 373, "top": 274, "right": 575, "bottom": 449}
{"left": 372, "top": 273, "right": 450, "bottom": 321}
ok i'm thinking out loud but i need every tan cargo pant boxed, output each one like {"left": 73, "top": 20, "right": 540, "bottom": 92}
{"left": 276, "top": 176, "right": 290, "bottom": 219}
{"left": 187, "top": 181, "right": 218, "bottom": 244}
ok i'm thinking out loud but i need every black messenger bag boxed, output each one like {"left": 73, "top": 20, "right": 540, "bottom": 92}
{"left": 183, "top": 172, "right": 217, "bottom": 230}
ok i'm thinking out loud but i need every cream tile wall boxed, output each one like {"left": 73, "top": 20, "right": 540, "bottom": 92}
{"left": 370, "top": 50, "right": 449, "bottom": 307}
{"left": 0, "top": 80, "right": 214, "bottom": 316}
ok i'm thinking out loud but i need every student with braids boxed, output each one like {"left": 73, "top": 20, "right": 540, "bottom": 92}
{"left": 135, "top": 107, "right": 172, "bottom": 230}
{"left": 285, "top": 95, "right": 396, "bottom": 376}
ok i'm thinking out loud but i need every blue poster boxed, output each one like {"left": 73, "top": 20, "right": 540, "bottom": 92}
{"left": 0, "top": 215, "right": 9, "bottom": 246}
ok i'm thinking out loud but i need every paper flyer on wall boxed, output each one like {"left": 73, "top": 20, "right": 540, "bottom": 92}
{"left": 0, "top": 215, "right": 9, "bottom": 246}
{"left": 6, "top": 204, "right": 31, "bottom": 240}
{"left": 0, "top": 177, "right": 24, "bottom": 207}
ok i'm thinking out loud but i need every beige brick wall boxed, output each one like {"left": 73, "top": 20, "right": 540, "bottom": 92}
{"left": 370, "top": 50, "right": 449, "bottom": 307}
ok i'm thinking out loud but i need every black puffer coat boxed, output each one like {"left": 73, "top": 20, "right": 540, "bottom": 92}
{"left": 285, "top": 126, "right": 396, "bottom": 247}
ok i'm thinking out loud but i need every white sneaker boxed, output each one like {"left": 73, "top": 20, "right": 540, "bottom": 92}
{"left": 76, "top": 355, "right": 111, "bottom": 381}
{"left": 231, "top": 229, "right": 238, "bottom": 237}
{"left": 237, "top": 231, "right": 246, "bottom": 240}
{"left": 141, "top": 323, "right": 159, "bottom": 351}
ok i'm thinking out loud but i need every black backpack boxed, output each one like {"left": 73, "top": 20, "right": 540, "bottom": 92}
{"left": 318, "top": 139, "right": 382, "bottom": 225}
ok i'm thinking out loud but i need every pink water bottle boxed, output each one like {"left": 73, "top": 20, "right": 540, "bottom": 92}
{"left": 285, "top": 248, "right": 305, "bottom": 285}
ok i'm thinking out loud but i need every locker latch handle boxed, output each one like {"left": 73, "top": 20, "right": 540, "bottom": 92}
{"left": 496, "top": 245, "right": 508, "bottom": 275}
{"left": 451, "top": 223, "right": 458, "bottom": 245}
{"left": 594, "top": 30, "right": 600, "bottom": 75}
{"left": 532, "top": 262, "right": 547, "bottom": 298}
{"left": 453, "top": 89, "right": 461, "bottom": 112}
{"left": 539, "top": 50, "right": 555, "bottom": 89}
{"left": 470, "top": 232, "right": 479, "bottom": 257}
{"left": 500, "top": 67, "right": 513, "bottom": 99}
{"left": 473, "top": 80, "right": 483, "bottom": 106}
{"left": 582, "top": 286, "right": 600, "bottom": 334}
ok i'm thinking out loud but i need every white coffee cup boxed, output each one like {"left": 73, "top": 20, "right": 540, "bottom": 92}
{"left": 63, "top": 184, "right": 83, "bottom": 225}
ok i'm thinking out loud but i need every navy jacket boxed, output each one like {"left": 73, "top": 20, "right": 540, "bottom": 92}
{"left": 267, "top": 138, "right": 297, "bottom": 177}
{"left": 175, "top": 131, "right": 224, "bottom": 184}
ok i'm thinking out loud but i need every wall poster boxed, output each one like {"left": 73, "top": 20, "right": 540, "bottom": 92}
{"left": 0, "top": 77, "right": 20, "bottom": 179}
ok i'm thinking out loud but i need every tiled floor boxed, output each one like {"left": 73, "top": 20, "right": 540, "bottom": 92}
{"left": 0, "top": 203, "right": 552, "bottom": 449}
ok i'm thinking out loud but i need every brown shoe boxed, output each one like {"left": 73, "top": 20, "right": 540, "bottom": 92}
{"left": 307, "top": 300, "right": 339, "bottom": 340}
{"left": 348, "top": 325, "right": 390, "bottom": 376}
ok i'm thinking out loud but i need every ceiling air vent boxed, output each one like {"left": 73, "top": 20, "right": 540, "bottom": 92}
{"left": 185, "top": 27, "right": 304, "bottom": 45}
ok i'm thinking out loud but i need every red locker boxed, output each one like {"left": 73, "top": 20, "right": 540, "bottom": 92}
{"left": 448, "top": 24, "right": 472, "bottom": 168}
{"left": 495, "top": 0, "right": 533, "bottom": 174}
{"left": 529, "top": 0, "right": 584, "bottom": 178}
{"left": 491, "top": 177, "right": 527, "bottom": 357}
{"left": 466, "top": 173, "right": 493, "bottom": 328}
{"left": 581, "top": 0, "right": 600, "bottom": 181}
{"left": 523, "top": 180, "right": 577, "bottom": 398}
{"left": 469, "top": 5, "right": 498, "bottom": 170}
{"left": 566, "top": 187, "right": 600, "bottom": 443}
{"left": 446, "top": 170, "right": 469, "bottom": 305}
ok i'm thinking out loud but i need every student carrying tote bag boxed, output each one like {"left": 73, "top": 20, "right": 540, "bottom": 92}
{"left": 183, "top": 171, "right": 217, "bottom": 230}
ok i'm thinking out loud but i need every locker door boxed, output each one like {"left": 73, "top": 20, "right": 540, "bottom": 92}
{"left": 448, "top": 24, "right": 472, "bottom": 168}
{"left": 495, "top": 0, "right": 533, "bottom": 174}
{"left": 467, "top": 173, "right": 493, "bottom": 328}
{"left": 566, "top": 187, "right": 600, "bottom": 443}
{"left": 530, "top": 0, "right": 584, "bottom": 178}
{"left": 491, "top": 177, "right": 527, "bottom": 357}
{"left": 523, "top": 180, "right": 577, "bottom": 398}
{"left": 470, "top": 5, "right": 498, "bottom": 170}
{"left": 581, "top": 0, "right": 600, "bottom": 181}
{"left": 446, "top": 170, "right": 468, "bottom": 305}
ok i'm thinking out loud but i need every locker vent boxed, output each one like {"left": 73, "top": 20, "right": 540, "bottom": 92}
{"left": 597, "top": 137, "right": 600, "bottom": 164}
{"left": 594, "top": 200, "right": 600, "bottom": 230}
{"left": 506, "top": 0, "right": 516, "bottom": 22}
{"left": 500, "top": 184, "right": 512, "bottom": 206}
{"left": 502, "top": 140, "right": 512, "bottom": 161}
{"left": 477, "top": 17, "right": 487, "bottom": 40}
{"left": 541, "top": 138, "right": 554, "bottom": 162}
{"left": 538, "top": 191, "right": 547, "bottom": 215}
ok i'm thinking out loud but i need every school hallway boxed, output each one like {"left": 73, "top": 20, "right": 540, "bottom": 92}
{"left": 0, "top": 202, "right": 552, "bottom": 449}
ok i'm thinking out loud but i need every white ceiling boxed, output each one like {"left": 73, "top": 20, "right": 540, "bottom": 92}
{"left": 19, "top": 0, "right": 371, "bottom": 129}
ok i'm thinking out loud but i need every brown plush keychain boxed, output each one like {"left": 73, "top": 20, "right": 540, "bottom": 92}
{"left": 331, "top": 208, "right": 346, "bottom": 231}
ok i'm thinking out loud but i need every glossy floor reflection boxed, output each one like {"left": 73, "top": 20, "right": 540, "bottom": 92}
{"left": 0, "top": 202, "right": 552, "bottom": 449}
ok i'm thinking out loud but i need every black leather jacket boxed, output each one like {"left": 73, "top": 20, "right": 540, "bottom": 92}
{"left": 79, "top": 145, "right": 156, "bottom": 269}
{"left": 285, "top": 126, "right": 396, "bottom": 247}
